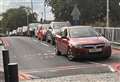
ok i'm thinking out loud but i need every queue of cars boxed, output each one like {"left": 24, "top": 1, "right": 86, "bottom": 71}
{"left": 36, "top": 24, "right": 50, "bottom": 41}
{"left": 46, "top": 21, "right": 71, "bottom": 45}
{"left": 9, "top": 21, "right": 111, "bottom": 61}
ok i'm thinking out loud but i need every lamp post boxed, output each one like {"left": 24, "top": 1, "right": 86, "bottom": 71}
{"left": 44, "top": 0, "right": 46, "bottom": 22}
{"left": 31, "top": 0, "right": 34, "bottom": 14}
{"left": 24, "top": 8, "right": 31, "bottom": 36}
{"left": 106, "top": 0, "right": 110, "bottom": 27}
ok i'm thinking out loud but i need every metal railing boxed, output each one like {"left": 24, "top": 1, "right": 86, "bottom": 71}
{"left": 94, "top": 27, "right": 120, "bottom": 44}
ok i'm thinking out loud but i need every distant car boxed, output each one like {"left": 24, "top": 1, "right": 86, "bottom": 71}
{"left": 46, "top": 21, "right": 71, "bottom": 45}
{"left": 29, "top": 23, "right": 40, "bottom": 37}
{"left": 17, "top": 27, "right": 23, "bottom": 36}
{"left": 22, "top": 26, "right": 28, "bottom": 36}
{"left": 55, "top": 26, "right": 111, "bottom": 61}
{"left": 37, "top": 24, "right": 50, "bottom": 41}
{"left": 0, "top": 33, "right": 6, "bottom": 37}
{"left": 11, "top": 30, "right": 17, "bottom": 36}
{"left": 0, "top": 39, "right": 3, "bottom": 46}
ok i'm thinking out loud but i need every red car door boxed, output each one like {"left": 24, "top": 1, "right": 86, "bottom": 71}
{"left": 56, "top": 34, "right": 62, "bottom": 52}
{"left": 61, "top": 38, "right": 69, "bottom": 54}
{"left": 60, "top": 29, "right": 69, "bottom": 54}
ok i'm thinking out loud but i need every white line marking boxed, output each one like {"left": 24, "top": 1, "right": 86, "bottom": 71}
{"left": 21, "top": 64, "right": 110, "bottom": 74}
{"left": 108, "top": 65, "right": 116, "bottom": 72}
{"left": 32, "top": 39, "right": 38, "bottom": 42}
{"left": 40, "top": 42, "right": 49, "bottom": 47}
{"left": 90, "top": 62, "right": 115, "bottom": 72}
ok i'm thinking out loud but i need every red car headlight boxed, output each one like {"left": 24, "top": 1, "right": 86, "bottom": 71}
{"left": 70, "top": 44, "right": 82, "bottom": 48}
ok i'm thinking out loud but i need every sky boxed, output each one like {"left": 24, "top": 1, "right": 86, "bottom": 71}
{"left": 0, "top": 0, "right": 54, "bottom": 20}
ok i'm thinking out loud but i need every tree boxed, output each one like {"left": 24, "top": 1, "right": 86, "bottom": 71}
{"left": 1, "top": 6, "right": 37, "bottom": 32}
{"left": 46, "top": 0, "right": 120, "bottom": 26}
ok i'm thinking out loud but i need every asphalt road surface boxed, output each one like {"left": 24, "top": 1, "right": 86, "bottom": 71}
{"left": 2, "top": 36, "right": 120, "bottom": 79}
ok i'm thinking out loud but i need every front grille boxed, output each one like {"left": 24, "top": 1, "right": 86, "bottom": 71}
{"left": 82, "top": 44, "right": 105, "bottom": 49}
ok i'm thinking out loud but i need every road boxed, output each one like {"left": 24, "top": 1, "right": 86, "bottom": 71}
{"left": 2, "top": 36, "right": 120, "bottom": 79}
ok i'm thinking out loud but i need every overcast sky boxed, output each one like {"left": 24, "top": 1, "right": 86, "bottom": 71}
{"left": 0, "top": 0, "right": 54, "bottom": 20}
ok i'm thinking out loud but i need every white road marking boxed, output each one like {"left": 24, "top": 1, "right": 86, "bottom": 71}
{"left": 108, "top": 65, "right": 116, "bottom": 72}
{"left": 90, "top": 62, "right": 115, "bottom": 72}
{"left": 40, "top": 42, "right": 49, "bottom": 47}
{"left": 32, "top": 39, "right": 38, "bottom": 43}
{"left": 37, "top": 53, "right": 42, "bottom": 56}
{"left": 21, "top": 64, "right": 111, "bottom": 74}
{"left": 43, "top": 53, "right": 49, "bottom": 56}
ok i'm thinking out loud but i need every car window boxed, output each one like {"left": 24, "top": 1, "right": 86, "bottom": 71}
{"left": 70, "top": 27, "right": 100, "bottom": 38}
{"left": 53, "top": 23, "right": 70, "bottom": 29}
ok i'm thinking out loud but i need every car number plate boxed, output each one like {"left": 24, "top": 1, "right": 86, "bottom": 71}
{"left": 89, "top": 48, "right": 102, "bottom": 52}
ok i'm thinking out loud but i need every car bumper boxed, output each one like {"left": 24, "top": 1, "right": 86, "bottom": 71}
{"left": 71, "top": 46, "right": 111, "bottom": 59}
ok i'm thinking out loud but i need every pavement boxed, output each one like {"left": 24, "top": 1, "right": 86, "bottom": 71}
{"left": 1, "top": 36, "right": 120, "bottom": 82}
{"left": 20, "top": 73, "right": 119, "bottom": 82}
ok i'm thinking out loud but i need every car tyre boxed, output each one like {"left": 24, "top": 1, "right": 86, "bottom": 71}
{"left": 67, "top": 49, "right": 75, "bottom": 61}
{"left": 103, "top": 54, "right": 111, "bottom": 60}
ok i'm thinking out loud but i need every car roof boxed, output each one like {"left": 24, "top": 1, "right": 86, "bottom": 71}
{"left": 42, "top": 24, "right": 50, "bottom": 27}
{"left": 51, "top": 21, "right": 69, "bottom": 24}
{"left": 62, "top": 26, "right": 92, "bottom": 29}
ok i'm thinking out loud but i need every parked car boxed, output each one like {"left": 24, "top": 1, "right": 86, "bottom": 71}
{"left": 22, "top": 26, "right": 28, "bottom": 36}
{"left": 46, "top": 21, "right": 71, "bottom": 45}
{"left": 29, "top": 23, "right": 40, "bottom": 37}
{"left": 11, "top": 30, "right": 17, "bottom": 36}
{"left": 35, "top": 24, "right": 41, "bottom": 38}
{"left": 0, "top": 39, "right": 3, "bottom": 46}
{"left": 37, "top": 24, "right": 50, "bottom": 41}
{"left": 17, "top": 27, "right": 23, "bottom": 36}
{"left": 55, "top": 26, "right": 111, "bottom": 61}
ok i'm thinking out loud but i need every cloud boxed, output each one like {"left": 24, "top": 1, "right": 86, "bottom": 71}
{"left": 0, "top": 0, "right": 11, "bottom": 13}
{"left": 0, "top": 0, "right": 54, "bottom": 20}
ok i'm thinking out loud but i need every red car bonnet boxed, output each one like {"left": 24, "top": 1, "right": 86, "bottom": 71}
{"left": 69, "top": 36, "right": 108, "bottom": 45}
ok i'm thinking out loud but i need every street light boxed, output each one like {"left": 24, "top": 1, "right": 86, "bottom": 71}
{"left": 24, "top": 8, "right": 32, "bottom": 36}
{"left": 31, "top": 0, "right": 34, "bottom": 14}
{"left": 106, "top": 0, "right": 110, "bottom": 27}
{"left": 44, "top": 0, "right": 46, "bottom": 22}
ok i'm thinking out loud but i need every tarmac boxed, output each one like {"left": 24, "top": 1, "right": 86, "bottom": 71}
{"left": 0, "top": 43, "right": 120, "bottom": 82}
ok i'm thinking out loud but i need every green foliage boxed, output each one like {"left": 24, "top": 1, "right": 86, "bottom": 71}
{"left": 1, "top": 6, "right": 37, "bottom": 32}
{"left": 46, "top": 0, "right": 120, "bottom": 26}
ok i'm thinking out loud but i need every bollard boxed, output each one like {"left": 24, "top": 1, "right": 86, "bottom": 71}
{"left": 8, "top": 63, "right": 19, "bottom": 82}
{"left": 2, "top": 49, "right": 10, "bottom": 82}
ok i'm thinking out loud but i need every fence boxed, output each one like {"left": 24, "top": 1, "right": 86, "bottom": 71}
{"left": 94, "top": 27, "right": 120, "bottom": 44}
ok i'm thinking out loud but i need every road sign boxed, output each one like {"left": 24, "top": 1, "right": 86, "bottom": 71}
{"left": 71, "top": 5, "right": 80, "bottom": 25}
{"left": 71, "top": 5, "right": 80, "bottom": 21}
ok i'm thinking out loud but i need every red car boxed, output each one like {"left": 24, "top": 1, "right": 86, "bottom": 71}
{"left": 37, "top": 24, "right": 50, "bottom": 41}
{"left": 55, "top": 26, "right": 111, "bottom": 61}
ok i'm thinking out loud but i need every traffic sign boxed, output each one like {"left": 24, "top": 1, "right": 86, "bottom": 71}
{"left": 71, "top": 5, "right": 80, "bottom": 21}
